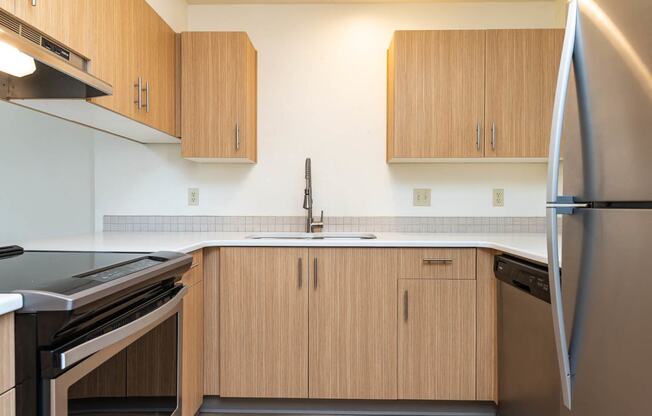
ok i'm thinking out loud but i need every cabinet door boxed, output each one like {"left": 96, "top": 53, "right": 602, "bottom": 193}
{"left": 309, "top": 248, "right": 398, "bottom": 399}
{"left": 132, "top": 0, "right": 176, "bottom": 135}
{"left": 220, "top": 248, "right": 308, "bottom": 398}
{"left": 131, "top": 0, "right": 176, "bottom": 136}
{"left": 0, "top": 313, "right": 14, "bottom": 394}
{"left": 485, "top": 29, "right": 564, "bottom": 157}
{"left": 89, "top": 0, "right": 135, "bottom": 120}
{"left": 182, "top": 270, "right": 204, "bottom": 416}
{"left": 14, "top": 0, "right": 92, "bottom": 58}
{"left": 0, "top": 0, "right": 14, "bottom": 13}
{"left": 398, "top": 279, "right": 476, "bottom": 400}
{"left": 388, "top": 30, "right": 485, "bottom": 160}
{"left": 181, "top": 32, "right": 257, "bottom": 162}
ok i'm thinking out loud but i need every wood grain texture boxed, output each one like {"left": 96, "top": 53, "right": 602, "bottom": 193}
{"left": 0, "top": 388, "right": 15, "bottom": 416}
{"left": 68, "top": 351, "right": 127, "bottom": 399}
{"left": 485, "top": 29, "right": 564, "bottom": 157}
{"left": 220, "top": 247, "right": 308, "bottom": 398}
{"left": 398, "top": 248, "right": 476, "bottom": 280}
{"left": 89, "top": 0, "right": 136, "bottom": 120}
{"left": 398, "top": 279, "right": 476, "bottom": 400}
{"left": 182, "top": 278, "right": 204, "bottom": 415}
{"left": 131, "top": 0, "right": 177, "bottom": 136}
{"left": 388, "top": 30, "right": 485, "bottom": 160}
{"left": 182, "top": 250, "right": 204, "bottom": 287}
{"left": 308, "top": 248, "right": 398, "bottom": 400}
{"left": 203, "top": 248, "right": 220, "bottom": 396}
{"left": 126, "top": 316, "right": 177, "bottom": 397}
{"left": 13, "top": 0, "right": 93, "bottom": 58}
{"left": 0, "top": 314, "right": 14, "bottom": 395}
{"left": 0, "top": 0, "right": 14, "bottom": 13}
{"left": 476, "top": 249, "right": 498, "bottom": 402}
{"left": 181, "top": 32, "right": 257, "bottom": 162}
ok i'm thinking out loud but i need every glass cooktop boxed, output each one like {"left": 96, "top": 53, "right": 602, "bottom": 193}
{"left": 0, "top": 251, "right": 160, "bottom": 295}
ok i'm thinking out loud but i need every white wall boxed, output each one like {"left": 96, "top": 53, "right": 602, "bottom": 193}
{"left": 0, "top": 102, "right": 95, "bottom": 244}
{"left": 146, "top": 0, "right": 188, "bottom": 32}
{"left": 94, "top": 1, "right": 563, "bottom": 228}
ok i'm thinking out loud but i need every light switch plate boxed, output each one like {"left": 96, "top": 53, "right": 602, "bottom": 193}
{"left": 188, "top": 188, "right": 199, "bottom": 206}
{"left": 493, "top": 188, "right": 505, "bottom": 207}
{"left": 413, "top": 188, "right": 431, "bottom": 207}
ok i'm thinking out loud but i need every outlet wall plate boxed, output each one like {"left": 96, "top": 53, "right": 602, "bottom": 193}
{"left": 493, "top": 188, "right": 505, "bottom": 207}
{"left": 188, "top": 188, "right": 199, "bottom": 206}
{"left": 413, "top": 188, "right": 432, "bottom": 207}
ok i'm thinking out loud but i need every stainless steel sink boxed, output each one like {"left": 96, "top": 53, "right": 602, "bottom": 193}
{"left": 246, "top": 232, "right": 377, "bottom": 240}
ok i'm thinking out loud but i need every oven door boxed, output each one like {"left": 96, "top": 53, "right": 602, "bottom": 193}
{"left": 43, "top": 286, "right": 186, "bottom": 416}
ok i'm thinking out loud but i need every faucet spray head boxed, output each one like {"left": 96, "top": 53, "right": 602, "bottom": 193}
{"left": 303, "top": 158, "right": 312, "bottom": 210}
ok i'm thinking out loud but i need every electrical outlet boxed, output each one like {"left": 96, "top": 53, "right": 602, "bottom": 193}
{"left": 413, "top": 188, "right": 431, "bottom": 207}
{"left": 493, "top": 188, "right": 505, "bottom": 207}
{"left": 188, "top": 188, "right": 199, "bottom": 206}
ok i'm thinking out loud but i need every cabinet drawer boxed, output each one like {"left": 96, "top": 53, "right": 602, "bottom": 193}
{"left": 0, "top": 388, "right": 15, "bottom": 416}
{"left": 398, "top": 249, "right": 476, "bottom": 280}
{"left": 0, "top": 313, "right": 14, "bottom": 395}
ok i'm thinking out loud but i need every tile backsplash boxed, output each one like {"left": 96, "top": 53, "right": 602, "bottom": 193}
{"left": 103, "top": 216, "right": 546, "bottom": 233}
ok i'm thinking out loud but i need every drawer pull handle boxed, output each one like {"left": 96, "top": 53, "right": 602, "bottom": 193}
{"left": 403, "top": 290, "right": 408, "bottom": 322}
{"left": 423, "top": 258, "right": 453, "bottom": 265}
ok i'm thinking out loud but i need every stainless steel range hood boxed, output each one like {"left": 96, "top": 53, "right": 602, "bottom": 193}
{"left": 0, "top": 10, "right": 112, "bottom": 100}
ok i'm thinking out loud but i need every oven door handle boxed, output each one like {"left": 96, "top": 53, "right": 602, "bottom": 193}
{"left": 58, "top": 286, "right": 187, "bottom": 370}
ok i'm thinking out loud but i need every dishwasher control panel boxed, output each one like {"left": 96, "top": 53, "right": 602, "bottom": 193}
{"left": 494, "top": 255, "right": 551, "bottom": 303}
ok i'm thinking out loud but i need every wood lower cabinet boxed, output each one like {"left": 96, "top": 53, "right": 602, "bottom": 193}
{"left": 181, "top": 253, "right": 205, "bottom": 416}
{"left": 387, "top": 30, "right": 486, "bottom": 160}
{"left": 0, "top": 313, "right": 14, "bottom": 396}
{"left": 220, "top": 247, "right": 308, "bottom": 398}
{"left": 0, "top": 389, "right": 15, "bottom": 416}
{"left": 308, "top": 248, "right": 398, "bottom": 399}
{"left": 216, "top": 247, "right": 496, "bottom": 402}
{"left": 181, "top": 32, "right": 257, "bottom": 162}
{"left": 485, "top": 29, "right": 564, "bottom": 158}
{"left": 398, "top": 279, "right": 476, "bottom": 400}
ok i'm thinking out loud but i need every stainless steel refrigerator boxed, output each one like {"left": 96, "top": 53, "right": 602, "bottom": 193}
{"left": 547, "top": 0, "right": 652, "bottom": 415}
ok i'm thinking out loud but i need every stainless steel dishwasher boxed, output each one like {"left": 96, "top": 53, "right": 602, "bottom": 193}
{"left": 494, "top": 255, "right": 560, "bottom": 416}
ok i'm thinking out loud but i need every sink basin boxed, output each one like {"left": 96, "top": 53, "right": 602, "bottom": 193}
{"left": 246, "top": 232, "right": 377, "bottom": 240}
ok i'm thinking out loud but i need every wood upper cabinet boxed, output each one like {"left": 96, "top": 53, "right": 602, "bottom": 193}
{"left": 130, "top": 0, "right": 176, "bottom": 136}
{"left": 398, "top": 279, "right": 476, "bottom": 400}
{"left": 181, "top": 32, "right": 257, "bottom": 163}
{"left": 387, "top": 30, "right": 486, "bottom": 160}
{"left": 0, "top": 0, "right": 14, "bottom": 13}
{"left": 181, "top": 252, "right": 204, "bottom": 416}
{"left": 388, "top": 28, "right": 564, "bottom": 161}
{"left": 485, "top": 29, "right": 564, "bottom": 157}
{"left": 220, "top": 248, "right": 308, "bottom": 398}
{"left": 309, "top": 248, "right": 398, "bottom": 399}
{"left": 13, "top": 0, "right": 93, "bottom": 58}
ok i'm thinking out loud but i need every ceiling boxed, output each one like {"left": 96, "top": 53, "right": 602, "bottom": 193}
{"left": 187, "top": 0, "right": 557, "bottom": 4}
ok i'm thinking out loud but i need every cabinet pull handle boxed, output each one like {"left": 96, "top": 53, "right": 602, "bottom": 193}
{"left": 476, "top": 122, "right": 481, "bottom": 151}
{"left": 313, "top": 257, "right": 318, "bottom": 290}
{"left": 145, "top": 81, "right": 150, "bottom": 113}
{"left": 297, "top": 257, "right": 303, "bottom": 289}
{"left": 423, "top": 258, "right": 453, "bottom": 264}
{"left": 31, "top": 0, "right": 37, "bottom": 6}
{"left": 403, "top": 290, "right": 408, "bottom": 322}
{"left": 491, "top": 122, "right": 497, "bottom": 150}
{"left": 235, "top": 124, "right": 241, "bottom": 151}
{"left": 134, "top": 77, "right": 143, "bottom": 110}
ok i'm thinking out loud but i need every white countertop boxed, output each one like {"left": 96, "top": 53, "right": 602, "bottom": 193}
{"left": 19, "top": 232, "right": 552, "bottom": 265}
{"left": 0, "top": 294, "right": 23, "bottom": 315}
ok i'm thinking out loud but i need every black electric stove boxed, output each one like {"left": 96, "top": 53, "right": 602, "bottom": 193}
{"left": 0, "top": 246, "right": 192, "bottom": 416}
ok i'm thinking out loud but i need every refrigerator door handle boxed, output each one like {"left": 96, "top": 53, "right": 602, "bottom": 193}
{"left": 546, "top": 0, "right": 578, "bottom": 410}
